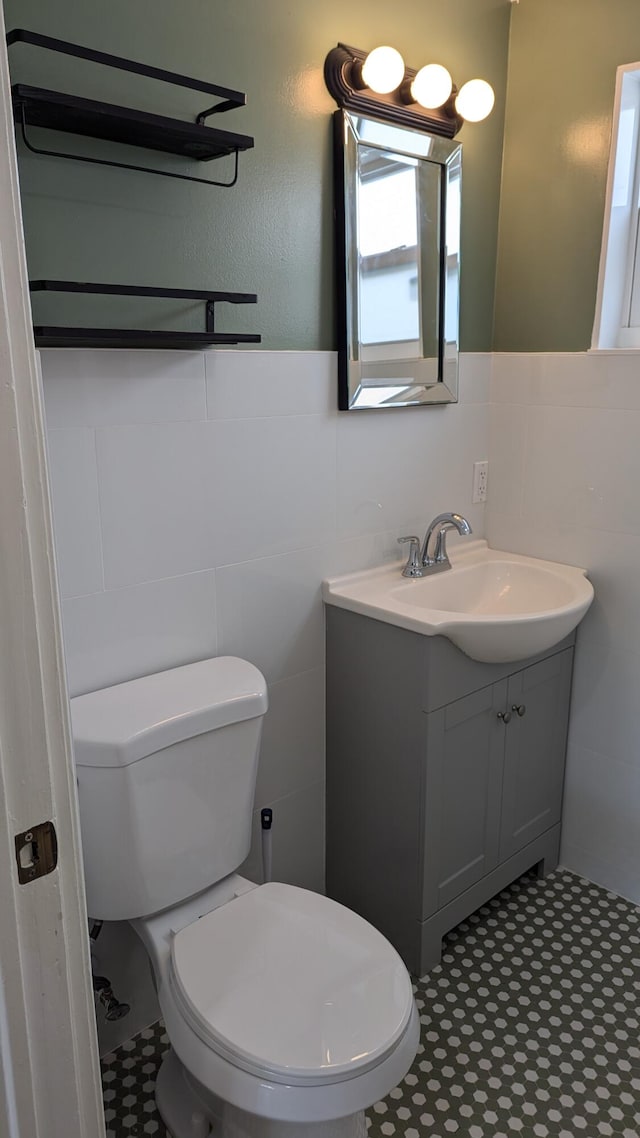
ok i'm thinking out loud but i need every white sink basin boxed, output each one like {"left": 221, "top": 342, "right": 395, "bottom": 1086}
{"left": 322, "top": 540, "right": 594, "bottom": 664}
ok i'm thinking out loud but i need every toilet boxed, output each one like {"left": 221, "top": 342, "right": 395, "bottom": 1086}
{"left": 71, "top": 656, "right": 419, "bottom": 1138}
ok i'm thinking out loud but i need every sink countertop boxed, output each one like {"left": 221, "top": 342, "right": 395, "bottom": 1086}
{"left": 322, "top": 540, "right": 594, "bottom": 664}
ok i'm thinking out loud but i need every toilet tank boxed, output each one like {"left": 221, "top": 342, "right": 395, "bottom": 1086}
{"left": 70, "top": 657, "right": 268, "bottom": 922}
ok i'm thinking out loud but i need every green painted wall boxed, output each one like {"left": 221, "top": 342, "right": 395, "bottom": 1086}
{"left": 494, "top": 0, "right": 640, "bottom": 352}
{"left": 4, "top": 0, "right": 510, "bottom": 350}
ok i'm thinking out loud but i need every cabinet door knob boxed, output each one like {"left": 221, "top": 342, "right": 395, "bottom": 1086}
{"left": 497, "top": 710, "right": 512, "bottom": 724}
{"left": 511, "top": 704, "right": 526, "bottom": 717}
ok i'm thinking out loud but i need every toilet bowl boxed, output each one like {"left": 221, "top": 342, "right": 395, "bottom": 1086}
{"left": 71, "top": 658, "right": 419, "bottom": 1137}
{"left": 134, "top": 874, "right": 419, "bottom": 1135}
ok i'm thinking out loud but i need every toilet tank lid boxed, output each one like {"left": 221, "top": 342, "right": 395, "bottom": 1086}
{"left": 70, "top": 657, "right": 268, "bottom": 769}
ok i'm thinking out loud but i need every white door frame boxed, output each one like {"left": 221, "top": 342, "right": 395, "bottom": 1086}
{"left": 0, "top": 10, "right": 106, "bottom": 1138}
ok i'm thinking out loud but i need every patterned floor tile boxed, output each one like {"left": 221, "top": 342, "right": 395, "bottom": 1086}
{"left": 102, "top": 1020, "right": 170, "bottom": 1136}
{"left": 101, "top": 869, "right": 640, "bottom": 1137}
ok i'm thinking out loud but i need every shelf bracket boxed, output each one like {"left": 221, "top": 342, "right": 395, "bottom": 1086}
{"left": 197, "top": 100, "right": 242, "bottom": 124}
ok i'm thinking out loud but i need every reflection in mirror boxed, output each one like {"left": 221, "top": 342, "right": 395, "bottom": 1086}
{"left": 335, "top": 110, "right": 461, "bottom": 410}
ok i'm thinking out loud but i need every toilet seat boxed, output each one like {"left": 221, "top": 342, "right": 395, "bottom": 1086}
{"left": 169, "top": 882, "right": 414, "bottom": 1087}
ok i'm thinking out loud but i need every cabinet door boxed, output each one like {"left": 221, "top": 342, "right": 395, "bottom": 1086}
{"left": 422, "top": 681, "right": 506, "bottom": 916}
{"left": 499, "top": 649, "right": 573, "bottom": 861}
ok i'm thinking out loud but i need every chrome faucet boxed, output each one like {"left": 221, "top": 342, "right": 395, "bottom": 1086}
{"left": 398, "top": 512, "right": 472, "bottom": 578}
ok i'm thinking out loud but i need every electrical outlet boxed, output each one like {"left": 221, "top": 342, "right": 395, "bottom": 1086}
{"left": 473, "top": 460, "right": 488, "bottom": 503}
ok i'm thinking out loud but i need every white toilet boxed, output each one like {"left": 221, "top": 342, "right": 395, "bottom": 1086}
{"left": 71, "top": 656, "right": 419, "bottom": 1138}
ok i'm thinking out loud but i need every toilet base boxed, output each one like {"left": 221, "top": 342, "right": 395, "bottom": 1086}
{"left": 156, "top": 1048, "right": 368, "bottom": 1138}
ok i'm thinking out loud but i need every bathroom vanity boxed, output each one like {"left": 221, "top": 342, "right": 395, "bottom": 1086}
{"left": 325, "top": 607, "right": 575, "bottom": 976}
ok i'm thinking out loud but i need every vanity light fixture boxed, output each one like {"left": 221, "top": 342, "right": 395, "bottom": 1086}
{"left": 324, "top": 43, "right": 494, "bottom": 137}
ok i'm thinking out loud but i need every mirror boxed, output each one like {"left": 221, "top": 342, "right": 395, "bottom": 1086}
{"left": 334, "top": 110, "right": 462, "bottom": 411}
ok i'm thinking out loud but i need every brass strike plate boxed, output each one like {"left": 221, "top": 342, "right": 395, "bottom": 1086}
{"left": 14, "top": 820, "right": 58, "bottom": 884}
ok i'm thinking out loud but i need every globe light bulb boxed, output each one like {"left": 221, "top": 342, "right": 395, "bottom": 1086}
{"left": 360, "top": 46, "right": 405, "bottom": 94}
{"left": 410, "top": 64, "right": 453, "bottom": 109}
{"left": 455, "top": 78, "right": 495, "bottom": 123}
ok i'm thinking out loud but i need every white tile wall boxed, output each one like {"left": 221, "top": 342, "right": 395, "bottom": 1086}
{"left": 62, "top": 571, "right": 218, "bottom": 696}
{"left": 241, "top": 780, "right": 327, "bottom": 898}
{"left": 40, "top": 347, "right": 490, "bottom": 1049}
{"left": 205, "top": 350, "right": 334, "bottom": 419}
{"left": 46, "top": 428, "right": 103, "bottom": 597}
{"left": 211, "top": 414, "right": 337, "bottom": 562}
{"left": 254, "top": 667, "right": 325, "bottom": 805}
{"left": 96, "top": 421, "right": 223, "bottom": 586}
{"left": 215, "top": 547, "right": 327, "bottom": 685}
{"left": 487, "top": 351, "right": 640, "bottom": 905}
{"left": 43, "top": 349, "right": 208, "bottom": 427}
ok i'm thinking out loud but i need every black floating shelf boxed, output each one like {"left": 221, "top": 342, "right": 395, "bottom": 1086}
{"left": 34, "top": 328, "right": 261, "bottom": 350}
{"left": 7, "top": 30, "right": 254, "bottom": 184}
{"left": 30, "top": 281, "right": 260, "bottom": 350}
{"left": 12, "top": 85, "right": 254, "bottom": 162}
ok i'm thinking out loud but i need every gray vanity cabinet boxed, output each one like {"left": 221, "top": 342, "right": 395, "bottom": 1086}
{"left": 325, "top": 606, "right": 575, "bottom": 977}
{"left": 421, "top": 651, "right": 573, "bottom": 919}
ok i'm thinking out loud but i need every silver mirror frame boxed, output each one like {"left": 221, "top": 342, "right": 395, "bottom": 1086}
{"left": 334, "top": 109, "right": 462, "bottom": 411}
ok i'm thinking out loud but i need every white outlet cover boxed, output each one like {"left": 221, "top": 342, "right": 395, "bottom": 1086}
{"left": 473, "top": 461, "right": 488, "bottom": 503}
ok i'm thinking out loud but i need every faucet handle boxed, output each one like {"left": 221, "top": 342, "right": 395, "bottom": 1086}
{"left": 398, "top": 536, "right": 424, "bottom": 578}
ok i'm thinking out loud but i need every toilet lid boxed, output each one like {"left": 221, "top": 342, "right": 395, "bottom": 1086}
{"left": 169, "top": 882, "right": 414, "bottom": 1085}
